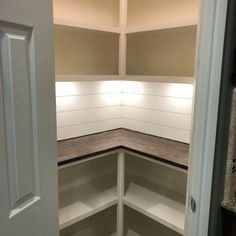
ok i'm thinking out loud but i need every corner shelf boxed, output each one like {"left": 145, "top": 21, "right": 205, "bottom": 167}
{"left": 123, "top": 183, "right": 185, "bottom": 235}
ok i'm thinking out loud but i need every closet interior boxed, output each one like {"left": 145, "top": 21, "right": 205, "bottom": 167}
{"left": 53, "top": 0, "right": 199, "bottom": 235}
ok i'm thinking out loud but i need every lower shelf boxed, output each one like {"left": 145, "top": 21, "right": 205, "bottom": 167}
{"left": 59, "top": 186, "right": 118, "bottom": 229}
{"left": 60, "top": 206, "right": 117, "bottom": 236}
{"left": 123, "top": 183, "right": 185, "bottom": 235}
{"left": 124, "top": 206, "right": 182, "bottom": 236}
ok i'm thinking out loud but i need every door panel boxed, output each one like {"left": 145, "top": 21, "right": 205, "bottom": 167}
{"left": 0, "top": 1, "right": 58, "bottom": 236}
{"left": 0, "top": 22, "right": 39, "bottom": 218}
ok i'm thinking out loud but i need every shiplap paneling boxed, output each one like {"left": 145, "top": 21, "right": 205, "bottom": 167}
{"left": 121, "top": 118, "right": 190, "bottom": 143}
{"left": 56, "top": 81, "right": 122, "bottom": 140}
{"left": 57, "top": 106, "right": 121, "bottom": 128}
{"left": 56, "top": 94, "right": 121, "bottom": 112}
{"left": 122, "top": 106, "right": 191, "bottom": 130}
{"left": 56, "top": 81, "right": 193, "bottom": 143}
{"left": 57, "top": 118, "right": 122, "bottom": 140}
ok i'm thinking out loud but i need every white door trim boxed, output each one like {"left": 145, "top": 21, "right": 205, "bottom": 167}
{"left": 186, "top": 0, "right": 228, "bottom": 235}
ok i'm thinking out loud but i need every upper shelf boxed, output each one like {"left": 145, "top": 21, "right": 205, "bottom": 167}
{"left": 54, "top": 21, "right": 121, "bottom": 34}
{"left": 54, "top": 25, "right": 119, "bottom": 76}
{"left": 127, "top": 0, "right": 199, "bottom": 30}
{"left": 53, "top": 0, "right": 120, "bottom": 33}
{"left": 126, "top": 26, "right": 197, "bottom": 77}
{"left": 126, "top": 19, "right": 198, "bottom": 34}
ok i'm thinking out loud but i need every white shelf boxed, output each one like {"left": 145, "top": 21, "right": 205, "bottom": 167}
{"left": 54, "top": 20, "right": 121, "bottom": 34}
{"left": 60, "top": 206, "right": 117, "bottom": 236}
{"left": 127, "top": 0, "right": 199, "bottom": 31}
{"left": 123, "top": 183, "right": 185, "bottom": 235}
{"left": 56, "top": 75, "right": 194, "bottom": 83}
{"left": 53, "top": 0, "right": 119, "bottom": 34}
{"left": 56, "top": 75, "right": 120, "bottom": 81}
{"left": 59, "top": 186, "right": 118, "bottom": 230}
{"left": 126, "top": 19, "right": 198, "bottom": 34}
{"left": 123, "top": 75, "right": 194, "bottom": 83}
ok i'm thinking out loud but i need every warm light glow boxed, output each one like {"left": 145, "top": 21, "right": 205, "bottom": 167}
{"left": 100, "top": 81, "right": 122, "bottom": 94}
{"left": 100, "top": 81, "right": 122, "bottom": 105}
{"left": 122, "top": 81, "right": 143, "bottom": 94}
{"left": 55, "top": 82, "right": 78, "bottom": 96}
{"left": 167, "top": 84, "right": 193, "bottom": 113}
{"left": 168, "top": 84, "right": 193, "bottom": 99}
{"left": 122, "top": 81, "right": 143, "bottom": 105}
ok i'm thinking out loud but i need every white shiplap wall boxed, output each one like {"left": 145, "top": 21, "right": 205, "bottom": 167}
{"left": 56, "top": 81, "right": 193, "bottom": 143}
{"left": 56, "top": 81, "right": 122, "bottom": 140}
{"left": 121, "top": 81, "right": 193, "bottom": 143}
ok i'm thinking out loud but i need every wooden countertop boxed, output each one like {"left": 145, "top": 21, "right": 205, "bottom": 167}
{"left": 57, "top": 129, "right": 189, "bottom": 169}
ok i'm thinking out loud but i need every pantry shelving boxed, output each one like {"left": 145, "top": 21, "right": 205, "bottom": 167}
{"left": 127, "top": 0, "right": 198, "bottom": 30}
{"left": 60, "top": 206, "right": 117, "bottom": 236}
{"left": 53, "top": 0, "right": 198, "bottom": 234}
{"left": 53, "top": 0, "right": 120, "bottom": 30}
{"left": 126, "top": 26, "right": 197, "bottom": 77}
{"left": 53, "top": 0, "right": 198, "bottom": 81}
{"left": 124, "top": 206, "right": 182, "bottom": 236}
{"left": 58, "top": 148, "right": 187, "bottom": 235}
{"left": 54, "top": 25, "right": 119, "bottom": 76}
{"left": 124, "top": 183, "right": 185, "bottom": 234}
{"left": 58, "top": 154, "right": 118, "bottom": 230}
{"left": 125, "top": 20, "right": 198, "bottom": 34}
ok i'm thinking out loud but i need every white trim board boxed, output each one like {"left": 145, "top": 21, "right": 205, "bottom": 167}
{"left": 186, "top": 0, "right": 228, "bottom": 235}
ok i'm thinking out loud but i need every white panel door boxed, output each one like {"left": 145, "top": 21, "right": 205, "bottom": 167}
{"left": 0, "top": 0, "right": 59, "bottom": 236}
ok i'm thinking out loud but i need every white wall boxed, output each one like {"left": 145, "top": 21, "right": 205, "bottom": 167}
{"left": 56, "top": 81, "right": 193, "bottom": 143}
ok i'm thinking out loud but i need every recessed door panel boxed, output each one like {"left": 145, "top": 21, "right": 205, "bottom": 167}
{"left": 0, "top": 0, "right": 58, "bottom": 235}
{"left": 0, "top": 23, "right": 40, "bottom": 217}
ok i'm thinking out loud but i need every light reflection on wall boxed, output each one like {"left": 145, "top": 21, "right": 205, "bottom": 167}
{"left": 56, "top": 80, "right": 193, "bottom": 109}
{"left": 167, "top": 84, "right": 194, "bottom": 113}
{"left": 122, "top": 81, "right": 143, "bottom": 105}
{"left": 100, "top": 81, "right": 122, "bottom": 105}
{"left": 55, "top": 82, "right": 78, "bottom": 96}
{"left": 168, "top": 84, "right": 193, "bottom": 99}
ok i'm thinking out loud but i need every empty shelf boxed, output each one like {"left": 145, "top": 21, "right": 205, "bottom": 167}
{"left": 126, "top": 19, "right": 198, "bottom": 34}
{"left": 123, "top": 183, "right": 185, "bottom": 235}
{"left": 54, "top": 21, "right": 120, "bottom": 34}
{"left": 59, "top": 186, "right": 118, "bottom": 230}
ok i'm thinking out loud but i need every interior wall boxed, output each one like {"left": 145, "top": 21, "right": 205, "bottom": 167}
{"left": 127, "top": 0, "right": 199, "bottom": 28}
{"left": 54, "top": 26, "right": 119, "bottom": 75}
{"left": 53, "top": 0, "right": 119, "bottom": 28}
{"left": 126, "top": 26, "right": 197, "bottom": 76}
{"left": 56, "top": 81, "right": 193, "bottom": 143}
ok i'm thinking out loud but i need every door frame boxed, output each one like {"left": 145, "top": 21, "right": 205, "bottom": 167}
{"left": 186, "top": 0, "right": 228, "bottom": 235}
